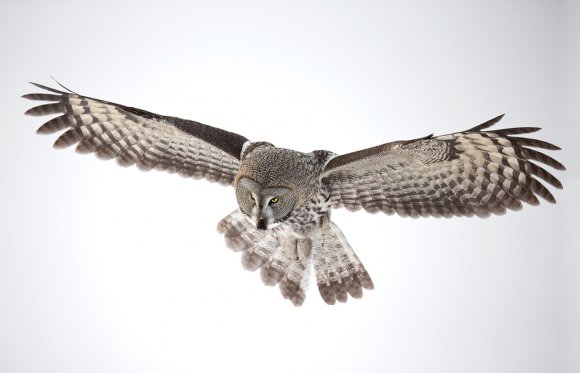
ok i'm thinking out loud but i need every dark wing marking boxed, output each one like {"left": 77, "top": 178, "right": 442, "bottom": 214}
{"left": 322, "top": 115, "right": 565, "bottom": 218}
{"left": 24, "top": 83, "right": 249, "bottom": 185}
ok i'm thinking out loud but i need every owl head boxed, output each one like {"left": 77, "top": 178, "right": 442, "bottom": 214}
{"left": 235, "top": 143, "right": 332, "bottom": 229}
{"left": 235, "top": 176, "right": 297, "bottom": 229}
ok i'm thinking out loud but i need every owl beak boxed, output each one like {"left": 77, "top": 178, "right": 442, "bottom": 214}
{"left": 256, "top": 217, "right": 267, "bottom": 230}
{"left": 252, "top": 196, "right": 267, "bottom": 229}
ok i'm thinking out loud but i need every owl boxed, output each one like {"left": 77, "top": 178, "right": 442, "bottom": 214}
{"left": 24, "top": 82, "right": 565, "bottom": 306}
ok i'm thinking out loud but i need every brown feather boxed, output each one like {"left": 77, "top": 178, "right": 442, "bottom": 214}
{"left": 24, "top": 82, "right": 247, "bottom": 185}
{"left": 322, "top": 116, "right": 564, "bottom": 218}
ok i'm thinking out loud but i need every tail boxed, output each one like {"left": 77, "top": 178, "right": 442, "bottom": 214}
{"left": 217, "top": 210, "right": 374, "bottom": 306}
{"left": 217, "top": 209, "right": 310, "bottom": 306}
{"left": 311, "top": 222, "right": 374, "bottom": 305}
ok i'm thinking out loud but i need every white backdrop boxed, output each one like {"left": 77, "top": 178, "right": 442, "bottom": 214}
{"left": 1, "top": 1, "right": 578, "bottom": 373}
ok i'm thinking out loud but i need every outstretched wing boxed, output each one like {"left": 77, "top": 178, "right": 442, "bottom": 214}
{"left": 23, "top": 83, "right": 249, "bottom": 185}
{"left": 321, "top": 115, "right": 565, "bottom": 218}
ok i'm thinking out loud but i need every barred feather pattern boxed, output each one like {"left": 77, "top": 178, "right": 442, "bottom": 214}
{"left": 24, "top": 83, "right": 245, "bottom": 184}
{"left": 217, "top": 209, "right": 373, "bottom": 305}
{"left": 311, "top": 222, "right": 374, "bottom": 305}
{"left": 217, "top": 209, "right": 310, "bottom": 306}
{"left": 322, "top": 115, "right": 565, "bottom": 218}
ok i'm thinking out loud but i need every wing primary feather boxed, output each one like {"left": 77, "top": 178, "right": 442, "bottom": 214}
{"left": 36, "top": 114, "right": 69, "bottom": 134}
{"left": 468, "top": 114, "right": 505, "bottom": 131}
{"left": 512, "top": 137, "right": 561, "bottom": 150}
{"left": 530, "top": 179, "right": 556, "bottom": 203}
{"left": 28, "top": 82, "right": 69, "bottom": 95}
{"left": 50, "top": 76, "right": 81, "bottom": 95}
{"left": 25, "top": 103, "right": 65, "bottom": 116}
{"left": 527, "top": 162, "right": 563, "bottom": 189}
{"left": 519, "top": 147, "right": 566, "bottom": 170}
{"left": 54, "top": 128, "right": 82, "bottom": 148}
{"left": 21, "top": 93, "right": 62, "bottom": 102}
{"left": 492, "top": 127, "right": 541, "bottom": 136}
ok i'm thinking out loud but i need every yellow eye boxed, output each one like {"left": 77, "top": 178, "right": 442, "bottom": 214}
{"left": 270, "top": 197, "right": 279, "bottom": 204}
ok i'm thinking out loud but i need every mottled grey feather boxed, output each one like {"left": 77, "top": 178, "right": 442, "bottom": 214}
{"left": 311, "top": 222, "right": 373, "bottom": 305}
{"left": 217, "top": 209, "right": 310, "bottom": 306}
{"left": 24, "top": 83, "right": 248, "bottom": 185}
{"left": 322, "top": 115, "right": 564, "bottom": 218}
{"left": 25, "top": 84, "right": 564, "bottom": 306}
{"left": 217, "top": 209, "right": 373, "bottom": 305}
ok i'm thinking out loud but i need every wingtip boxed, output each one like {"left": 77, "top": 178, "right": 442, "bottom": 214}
{"left": 488, "top": 113, "right": 506, "bottom": 125}
{"left": 26, "top": 82, "right": 60, "bottom": 94}
{"left": 468, "top": 114, "right": 505, "bottom": 132}
{"left": 24, "top": 107, "right": 42, "bottom": 116}
{"left": 25, "top": 81, "right": 76, "bottom": 95}
{"left": 28, "top": 82, "right": 46, "bottom": 89}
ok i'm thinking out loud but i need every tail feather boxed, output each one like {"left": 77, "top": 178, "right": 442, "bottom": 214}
{"left": 217, "top": 210, "right": 373, "bottom": 306}
{"left": 241, "top": 236, "right": 274, "bottom": 271}
{"left": 278, "top": 258, "right": 310, "bottom": 306}
{"left": 217, "top": 209, "right": 264, "bottom": 252}
{"left": 312, "top": 222, "right": 374, "bottom": 305}
{"left": 260, "top": 246, "right": 288, "bottom": 286}
{"left": 218, "top": 209, "right": 310, "bottom": 306}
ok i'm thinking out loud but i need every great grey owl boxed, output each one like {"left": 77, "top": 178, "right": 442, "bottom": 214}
{"left": 24, "top": 82, "right": 564, "bottom": 306}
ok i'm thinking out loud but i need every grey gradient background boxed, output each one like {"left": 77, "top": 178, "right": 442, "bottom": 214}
{"left": 1, "top": 1, "right": 579, "bottom": 372}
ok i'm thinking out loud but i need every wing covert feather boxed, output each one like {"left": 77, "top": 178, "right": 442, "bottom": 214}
{"left": 321, "top": 115, "right": 564, "bottom": 218}
{"left": 24, "top": 83, "right": 249, "bottom": 185}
